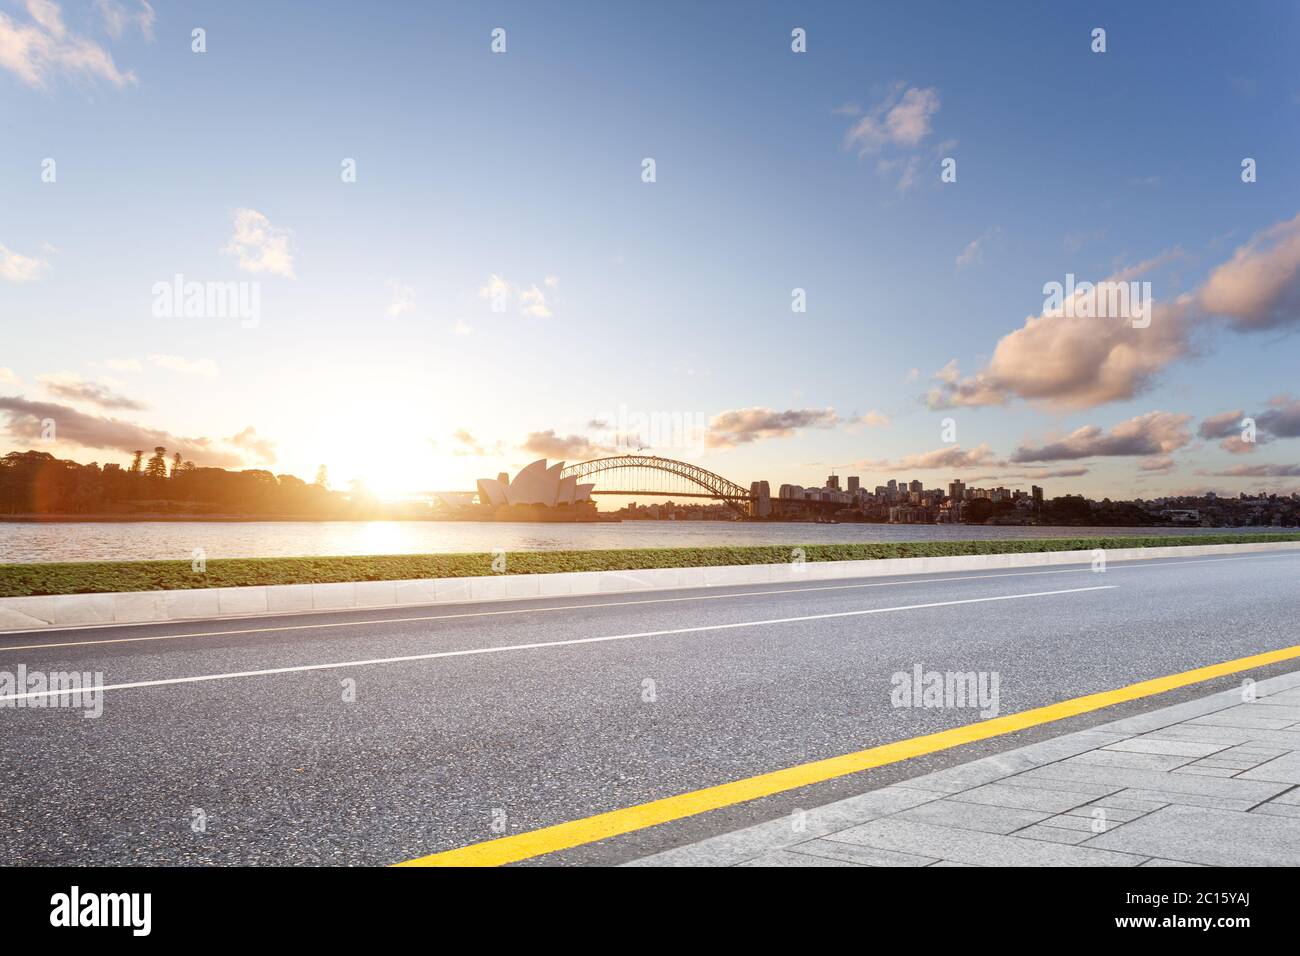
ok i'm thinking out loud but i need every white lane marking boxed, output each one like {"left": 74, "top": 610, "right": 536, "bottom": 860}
{"left": 0, "top": 585, "right": 1115, "bottom": 702}
{"left": 1, "top": 550, "right": 1294, "bottom": 653}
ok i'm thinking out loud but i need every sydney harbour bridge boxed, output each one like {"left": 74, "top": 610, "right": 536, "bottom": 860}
{"left": 559, "top": 455, "right": 754, "bottom": 515}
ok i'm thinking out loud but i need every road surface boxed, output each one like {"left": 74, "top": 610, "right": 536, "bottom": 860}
{"left": 1, "top": 549, "right": 1297, "bottom": 865}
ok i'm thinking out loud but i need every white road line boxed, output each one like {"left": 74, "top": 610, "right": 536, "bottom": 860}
{"left": 1, "top": 550, "right": 1294, "bottom": 653}
{"left": 0, "top": 585, "right": 1115, "bottom": 702}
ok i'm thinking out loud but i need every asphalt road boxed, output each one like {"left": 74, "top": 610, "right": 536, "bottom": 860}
{"left": 1, "top": 549, "right": 1297, "bottom": 866}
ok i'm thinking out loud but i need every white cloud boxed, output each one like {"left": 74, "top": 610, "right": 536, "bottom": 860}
{"left": 94, "top": 0, "right": 155, "bottom": 41}
{"left": 1198, "top": 212, "right": 1300, "bottom": 330}
{"left": 517, "top": 283, "right": 552, "bottom": 318}
{"left": 704, "top": 407, "right": 839, "bottom": 449}
{"left": 956, "top": 227, "right": 1002, "bottom": 270}
{"left": 0, "top": 367, "right": 19, "bottom": 385}
{"left": 478, "top": 274, "right": 556, "bottom": 318}
{"left": 0, "top": 0, "right": 136, "bottom": 88}
{"left": 846, "top": 86, "right": 941, "bottom": 154}
{"left": 843, "top": 85, "right": 943, "bottom": 192}
{"left": 452, "top": 319, "right": 472, "bottom": 336}
{"left": 222, "top": 208, "right": 296, "bottom": 278}
{"left": 0, "top": 243, "right": 52, "bottom": 282}
{"left": 894, "top": 443, "right": 999, "bottom": 470}
{"left": 1011, "top": 412, "right": 1192, "bottom": 462}
{"left": 928, "top": 214, "right": 1300, "bottom": 412}
{"left": 38, "top": 371, "right": 147, "bottom": 410}
{"left": 857, "top": 410, "right": 891, "bottom": 428}
{"left": 386, "top": 278, "right": 414, "bottom": 317}
{"left": 148, "top": 354, "right": 218, "bottom": 378}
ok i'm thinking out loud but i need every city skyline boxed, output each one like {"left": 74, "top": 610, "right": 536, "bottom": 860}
{"left": 3, "top": 1, "right": 1300, "bottom": 501}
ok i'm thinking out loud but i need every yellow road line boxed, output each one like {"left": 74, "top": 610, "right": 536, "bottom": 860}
{"left": 397, "top": 643, "right": 1300, "bottom": 867}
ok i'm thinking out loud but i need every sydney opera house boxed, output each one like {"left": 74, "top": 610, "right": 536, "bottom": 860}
{"left": 437, "top": 460, "right": 597, "bottom": 518}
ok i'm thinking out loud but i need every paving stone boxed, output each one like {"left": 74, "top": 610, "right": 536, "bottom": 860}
{"left": 737, "top": 849, "right": 860, "bottom": 867}
{"left": 1140, "top": 726, "right": 1256, "bottom": 746}
{"left": 1105, "top": 738, "right": 1228, "bottom": 758}
{"left": 928, "top": 860, "right": 976, "bottom": 866}
{"left": 893, "top": 799, "right": 1052, "bottom": 834}
{"left": 1085, "top": 795, "right": 1169, "bottom": 813}
{"left": 1237, "top": 752, "right": 1300, "bottom": 784}
{"left": 1139, "top": 858, "right": 1205, "bottom": 867}
{"left": 1085, "top": 805, "right": 1300, "bottom": 866}
{"left": 1171, "top": 766, "right": 1240, "bottom": 778}
{"left": 1069, "top": 750, "right": 1196, "bottom": 771}
{"left": 1218, "top": 703, "right": 1300, "bottom": 722}
{"left": 828, "top": 818, "right": 1146, "bottom": 867}
{"left": 788, "top": 839, "right": 937, "bottom": 867}
{"left": 947, "top": 782, "right": 1099, "bottom": 814}
{"left": 1063, "top": 805, "right": 1145, "bottom": 823}
{"left": 1240, "top": 730, "right": 1300, "bottom": 749}
{"left": 1187, "top": 713, "right": 1298, "bottom": 731}
{"left": 1193, "top": 757, "right": 1268, "bottom": 769}
{"left": 1250, "top": 803, "right": 1300, "bottom": 820}
{"left": 1115, "top": 788, "right": 1259, "bottom": 812}
{"left": 1018, "top": 824, "right": 1094, "bottom": 845}
{"left": 998, "top": 774, "right": 1122, "bottom": 797}
{"left": 1268, "top": 788, "right": 1300, "bottom": 806}
{"left": 1018, "top": 760, "right": 1291, "bottom": 802}
{"left": 1036, "top": 813, "right": 1115, "bottom": 833}
{"left": 1224, "top": 746, "right": 1289, "bottom": 758}
{"left": 1257, "top": 688, "right": 1300, "bottom": 705}
{"left": 1250, "top": 695, "right": 1300, "bottom": 708}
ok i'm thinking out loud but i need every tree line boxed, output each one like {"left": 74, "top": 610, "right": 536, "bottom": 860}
{"left": 0, "top": 448, "right": 374, "bottom": 517}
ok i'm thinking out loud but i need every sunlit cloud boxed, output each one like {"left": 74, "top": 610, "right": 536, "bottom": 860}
{"left": 222, "top": 208, "right": 296, "bottom": 278}
{"left": 928, "top": 214, "right": 1300, "bottom": 411}
{"left": 0, "top": 395, "right": 246, "bottom": 467}
{"left": 704, "top": 407, "right": 838, "bottom": 449}
{"left": 38, "top": 372, "right": 147, "bottom": 411}
{"left": 519, "top": 429, "right": 611, "bottom": 460}
{"left": 0, "top": 0, "right": 136, "bottom": 88}
{"left": 0, "top": 242, "right": 52, "bottom": 282}
{"left": 1011, "top": 411, "right": 1192, "bottom": 463}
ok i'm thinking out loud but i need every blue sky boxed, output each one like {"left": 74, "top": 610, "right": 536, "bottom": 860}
{"left": 2, "top": 0, "right": 1299, "bottom": 498}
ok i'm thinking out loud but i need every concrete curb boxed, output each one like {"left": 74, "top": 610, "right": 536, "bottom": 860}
{"left": 1, "top": 540, "right": 1297, "bottom": 633}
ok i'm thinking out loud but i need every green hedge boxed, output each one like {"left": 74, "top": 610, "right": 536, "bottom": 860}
{"left": 0, "top": 533, "right": 1296, "bottom": 597}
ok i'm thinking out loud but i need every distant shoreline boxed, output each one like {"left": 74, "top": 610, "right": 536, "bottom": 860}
{"left": 0, "top": 514, "right": 621, "bottom": 524}
{"left": 1, "top": 514, "right": 1294, "bottom": 530}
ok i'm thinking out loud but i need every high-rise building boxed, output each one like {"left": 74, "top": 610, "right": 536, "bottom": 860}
{"left": 909, "top": 479, "right": 923, "bottom": 494}
{"left": 826, "top": 474, "right": 840, "bottom": 490}
{"left": 750, "top": 480, "right": 772, "bottom": 518}
{"left": 847, "top": 476, "right": 859, "bottom": 494}
{"left": 948, "top": 479, "right": 966, "bottom": 501}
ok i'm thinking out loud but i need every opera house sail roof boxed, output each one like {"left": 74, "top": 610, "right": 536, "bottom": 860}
{"left": 473, "top": 460, "right": 594, "bottom": 508}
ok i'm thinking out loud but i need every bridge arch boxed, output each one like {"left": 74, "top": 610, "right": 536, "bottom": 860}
{"left": 560, "top": 455, "right": 752, "bottom": 515}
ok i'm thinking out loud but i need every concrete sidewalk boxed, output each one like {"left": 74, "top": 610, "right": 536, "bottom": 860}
{"left": 629, "top": 669, "right": 1300, "bottom": 867}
